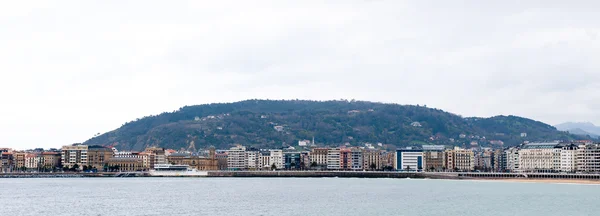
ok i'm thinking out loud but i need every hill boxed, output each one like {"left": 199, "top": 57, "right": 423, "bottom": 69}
{"left": 84, "top": 100, "right": 585, "bottom": 151}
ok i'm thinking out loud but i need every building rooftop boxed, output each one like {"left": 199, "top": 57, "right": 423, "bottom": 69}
{"left": 521, "top": 142, "right": 561, "bottom": 149}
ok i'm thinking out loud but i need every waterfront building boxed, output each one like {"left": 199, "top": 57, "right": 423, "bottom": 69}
{"left": 560, "top": 143, "right": 579, "bottom": 173}
{"left": 216, "top": 152, "right": 228, "bottom": 170}
{"left": 87, "top": 146, "right": 113, "bottom": 170}
{"left": 284, "top": 152, "right": 302, "bottom": 169}
{"left": 42, "top": 152, "right": 61, "bottom": 170}
{"left": 144, "top": 147, "right": 167, "bottom": 169}
{"left": 327, "top": 148, "right": 341, "bottom": 170}
{"left": 362, "top": 149, "right": 382, "bottom": 171}
{"left": 340, "top": 148, "right": 351, "bottom": 170}
{"left": 260, "top": 151, "right": 271, "bottom": 169}
{"left": 395, "top": 149, "right": 423, "bottom": 171}
{"left": 350, "top": 148, "right": 363, "bottom": 170}
{"left": 422, "top": 145, "right": 445, "bottom": 172}
{"left": 424, "top": 150, "right": 445, "bottom": 172}
{"left": 518, "top": 142, "right": 561, "bottom": 172}
{"left": 246, "top": 150, "right": 261, "bottom": 170}
{"left": 227, "top": 145, "right": 247, "bottom": 170}
{"left": 61, "top": 144, "right": 88, "bottom": 170}
{"left": 300, "top": 151, "right": 310, "bottom": 169}
{"left": 269, "top": 149, "right": 284, "bottom": 169}
{"left": 24, "top": 153, "right": 41, "bottom": 170}
{"left": 493, "top": 149, "right": 505, "bottom": 172}
{"left": 475, "top": 150, "right": 493, "bottom": 172}
{"left": 504, "top": 147, "right": 519, "bottom": 172}
{"left": 310, "top": 148, "right": 328, "bottom": 169}
{"left": 14, "top": 152, "right": 26, "bottom": 170}
{"left": 445, "top": 147, "right": 474, "bottom": 172}
{"left": 166, "top": 149, "right": 218, "bottom": 171}
{"left": 577, "top": 143, "right": 600, "bottom": 173}
{"left": 106, "top": 157, "right": 144, "bottom": 172}
{"left": 1, "top": 152, "right": 14, "bottom": 172}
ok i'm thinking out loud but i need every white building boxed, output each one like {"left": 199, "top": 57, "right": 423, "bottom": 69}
{"left": 327, "top": 148, "right": 341, "bottom": 170}
{"left": 298, "top": 140, "right": 310, "bottom": 146}
{"left": 395, "top": 149, "right": 424, "bottom": 171}
{"left": 260, "top": 151, "right": 271, "bottom": 169}
{"left": 227, "top": 145, "right": 247, "bottom": 170}
{"left": 577, "top": 143, "right": 600, "bottom": 173}
{"left": 518, "top": 142, "right": 560, "bottom": 172}
{"left": 25, "top": 154, "right": 41, "bottom": 169}
{"left": 504, "top": 147, "right": 520, "bottom": 172}
{"left": 560, "top": 143, "right": 579, "bottom": 173}
{"left": 245, "top": 151, "right": 260, "bottom": 169}
{"left": 269, "top": 149, "right": 284, "bottom": 169}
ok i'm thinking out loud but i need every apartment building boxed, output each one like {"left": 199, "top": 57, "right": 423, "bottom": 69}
{"left": 42, "top": 152, "right": 61, "bottom": 170}
{"left": 350, "top": 148, "right": 363, "bottom": 170}
{"left": 61, "top": 144, "right": 89, "bottom": 169}
{"left": 227, "top": 145, "right": 247, "bottom": 170}
{"left": 577, "top": 143, "right": 600, "bottom": 173}
{"left": 144, "top": 147, "right": 167, "bottom": 168}
{"left": 445, "top": 147, "right": 474, "bottom": 172}
{"left": 246, "top": 150, "right": 261, "bottom": 169}
{"left": 560, "top": 143, "right": 579, "bottom": 173}
{"left": 310, "top": 148, "right": 328, "bottom": 168}
{"left": 362, "top": 149, "right": 382, "bottom": 170}
{"left": 269, "top": 149, "right": 284, "bottom": 169}
{"left": 87, "top": 146, "right": 113, "bottom": 170}
{"left": 327, "top": 148, "right": 341, "bottom": 170}
{"left": 518, "top": 142, "right": 561, "bottom": 172}
{"left": 424, "top": 150, "right": 445, "bottom": 172}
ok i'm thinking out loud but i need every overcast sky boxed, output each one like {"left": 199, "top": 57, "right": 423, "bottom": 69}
{"left": 1, "top": 1, "right": 599, "bottom": 149}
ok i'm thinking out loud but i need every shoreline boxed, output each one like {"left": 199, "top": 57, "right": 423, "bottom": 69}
{"left": 466, "top": 178, "right": 600, "bottom": 185}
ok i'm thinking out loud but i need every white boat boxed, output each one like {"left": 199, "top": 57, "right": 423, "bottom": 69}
{"left": 148, "top": 164, "right": 208, "bottom": 177}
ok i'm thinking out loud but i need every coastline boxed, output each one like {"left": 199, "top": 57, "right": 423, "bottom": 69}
{"left": 467, "top": 178, "right": 600, "bottom": 185}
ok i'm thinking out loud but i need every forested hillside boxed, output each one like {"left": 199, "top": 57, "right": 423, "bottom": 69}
{"left": 84, "top": 100, "right": 584, "bottom": 151}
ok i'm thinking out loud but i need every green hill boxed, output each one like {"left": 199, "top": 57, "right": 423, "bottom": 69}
{"left": 84, "top": 100, "right": 586, "bottom": 151}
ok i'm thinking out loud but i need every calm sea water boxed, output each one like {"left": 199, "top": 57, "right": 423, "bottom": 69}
{"left": 1, "top": 177, "right": 599, "bottom": 216}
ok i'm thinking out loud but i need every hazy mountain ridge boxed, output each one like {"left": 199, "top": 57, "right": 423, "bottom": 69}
{"left": 84, "top": 100, "right": 585, "bottom": 151}
{"left": 555, "top": 122, "right": 600, "bottom": 138}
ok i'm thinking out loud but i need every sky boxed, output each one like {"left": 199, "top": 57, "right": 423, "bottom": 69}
{"left": 1, "top": 1, "right": 599, "bottom": 149}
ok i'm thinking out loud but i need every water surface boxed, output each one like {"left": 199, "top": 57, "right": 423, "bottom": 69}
{"left": 1, "top": 178, "right": 598, "bottom": 216}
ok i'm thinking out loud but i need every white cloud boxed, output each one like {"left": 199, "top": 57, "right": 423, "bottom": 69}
{"left": 1, "top": 0, "right": 599, "bottom": 149}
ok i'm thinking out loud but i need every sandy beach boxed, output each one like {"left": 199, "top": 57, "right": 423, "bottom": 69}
{"left": 472, "top": 178, "right": 600, "bottom": 185}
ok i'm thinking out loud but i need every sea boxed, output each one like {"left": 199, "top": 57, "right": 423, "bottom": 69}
{"left": 1, "top": 177, "right": 599, "bottom": 216}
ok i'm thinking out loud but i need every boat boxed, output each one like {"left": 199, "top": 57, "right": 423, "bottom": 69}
{"left": 148, "top": 164, "right": 208, "bottom": 177}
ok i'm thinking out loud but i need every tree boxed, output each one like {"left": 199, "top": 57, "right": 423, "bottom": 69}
{"left": 370, "top": 163, "right": 377, "bottom": 170}
{"left": 299, "top": 162, "right": 305, "bottom": 170}
{"left": 82, "top": 165, "right": 89, "bottom": 172}
{"left": 290, "top": 163, "right": 296, "bottom": 170}
{"left": 406, "top": 165, "right": 411, "bottom": 171}
{"left": 63, "top": 165, "right": 70, "bottom": 172}
{"left": 72, "top": 164, "right": 80, "bottom": 172}
{"left": 271, "top": 163, "right": 277, "bottom": 170}
{"left": 310, "top": 162, "right": 318, "bottom": 169}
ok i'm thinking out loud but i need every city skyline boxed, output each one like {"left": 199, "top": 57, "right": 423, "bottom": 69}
{"left": 2, "top": 1, "right": 600, "bottom": 149}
